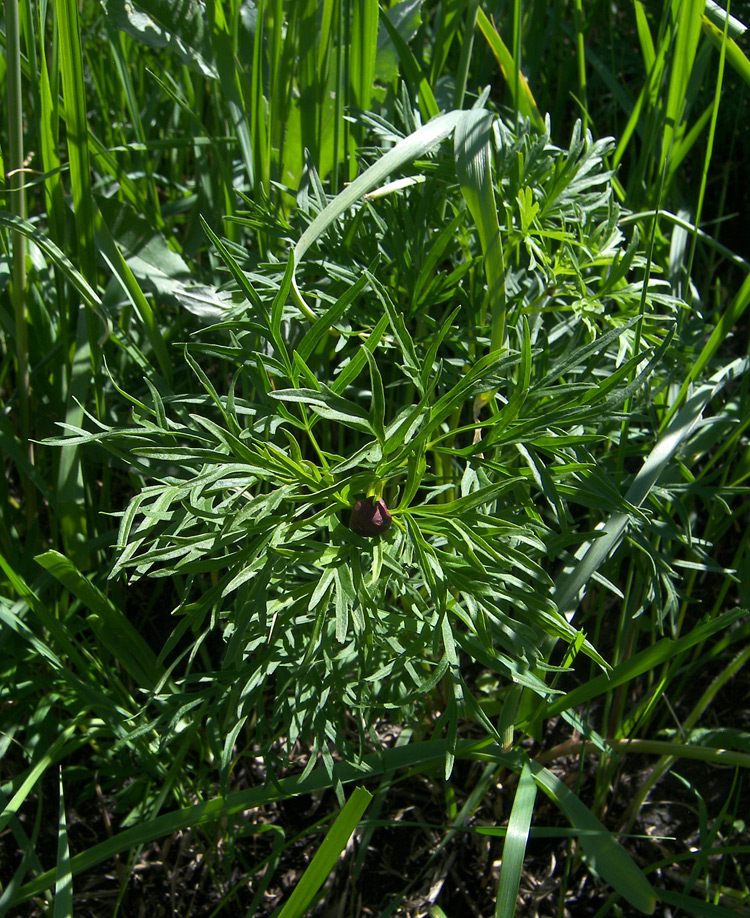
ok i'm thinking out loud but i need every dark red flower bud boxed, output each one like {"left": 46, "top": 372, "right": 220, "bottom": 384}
{"left": 349, "top": 497, "right": 392, "bottom": 537}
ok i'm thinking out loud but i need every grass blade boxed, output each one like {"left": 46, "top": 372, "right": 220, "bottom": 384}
{"left": 291, "top": 110, "right": 463, "bottom": 315}
{"left": 475, "top": 7, "right": 544, "bottom": 131}
{"left": 57, "top": 0, "right": 96, "bottom": 284}
{"left": 553, "top": 356, "right": 750, "bottom": 620}
{"left": 496, "top": 762, "right": 537, "bottom": 918}
{"left": 277, "top": 786, "right": 373, "bottom": 918}
{"left": 4, "top": 0, "right": 33, "bottom": 525}
{"left": 528, "top": 758, "right": 657, "bottom": 915}
{"left": 453, "top": 108, "right": 506, "bottom": 351}
{"left": 662, "top": 0, "right": 704, "bottom": 169}
{"left": 35, "top": 550, "right": 162, "bottom": 690}
{"left": 53, "top": 770, "right": 73, "bottom": 918}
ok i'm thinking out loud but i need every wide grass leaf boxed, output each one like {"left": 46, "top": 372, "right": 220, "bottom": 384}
{"left": 528, "top": 759, "right": 657, "bottom": 914}
{"left": 496, "top": 762, "right": 537, "bottom": 918}
{"left": 277, "top": 786, "right": 373, "bottom": 918}
{"left": 35, "top": 551, "right": 162, "bottom": 690}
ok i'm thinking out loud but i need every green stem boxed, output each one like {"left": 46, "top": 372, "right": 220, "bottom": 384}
{"left": 572, "top": 0, "right": 588, "bottom": 120}
{"left": 5, "top": 0, "right": 36, "bottom": 526}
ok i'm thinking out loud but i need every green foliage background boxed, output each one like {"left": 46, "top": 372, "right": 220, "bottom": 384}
{"left": 1, "top": 1, "right": 750, "bottom": 915}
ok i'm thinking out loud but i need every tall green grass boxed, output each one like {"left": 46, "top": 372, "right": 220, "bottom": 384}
{"left": 1, "top": 1, "right": 749, "bottom": 916}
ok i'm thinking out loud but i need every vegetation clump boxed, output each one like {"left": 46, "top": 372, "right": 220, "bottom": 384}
{"left": 1, "top": 2, "right": 749, "bottom": 916}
